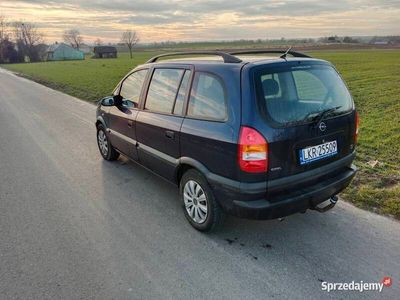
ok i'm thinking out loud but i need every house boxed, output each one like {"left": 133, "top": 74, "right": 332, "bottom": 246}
{"left": 46, "top": 42, "right": 84, "bottom": 61}
{"left": 93, "top": 46, "right": 117, "bottom": 58}
{"left": 372, "top": 41, "right": 389, "bottom": 45}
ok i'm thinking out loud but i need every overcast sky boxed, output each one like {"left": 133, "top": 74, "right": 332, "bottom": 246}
{"left": 1, "top": 0, "right": 399, "bottom": 43}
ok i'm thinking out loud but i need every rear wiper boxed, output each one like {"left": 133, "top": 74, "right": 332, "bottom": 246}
{"left": 312, "top": 106, "right": 342, "bottom": 127}
{"left": 283, "top": 106, "right": 342, "bottom": 127}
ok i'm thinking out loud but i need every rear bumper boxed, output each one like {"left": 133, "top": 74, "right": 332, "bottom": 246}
{"left": 207, "top": 152, "right": 357, "bottom": 220}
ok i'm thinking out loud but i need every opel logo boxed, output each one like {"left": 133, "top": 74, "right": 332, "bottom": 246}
{"left": 319, "top": 122, "right": 327, "bottom": 132}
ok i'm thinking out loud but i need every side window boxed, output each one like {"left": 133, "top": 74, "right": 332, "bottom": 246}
{"left": 173, "top": 70, "right": 191, "bottom": 115}
{"left": 119, "top": 69, "right": 148, "bottom": 107}
{"left": 292, "top": 70, "right": 327, "bottom": 101}
{"left": 145, "top": 69, "right": 184, "bottom": 114}
{"left": 188, "top": 72, "right": 227, "bottom": 120}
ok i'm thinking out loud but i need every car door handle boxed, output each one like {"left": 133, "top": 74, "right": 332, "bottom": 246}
{"left": 165, "top": 130, "right": 175, "bottom": 139}
{"left": 127, "top": 120, "right": 133, "bottom": 128}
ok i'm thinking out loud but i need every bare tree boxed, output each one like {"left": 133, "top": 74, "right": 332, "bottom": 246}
{"left": 94, "top": 38, "right": 103, "bottom": 46}
{"left": 0, "top": 16, "right": 9, "bottom": 42}
{"left": 0, "top": 17, "right": 24, "bottom": 63}
{"left": 63, "top": 29, "right": 83, "bottom": 50}
{"left": 121, "top": 30, "right": 139, "bottom": 59}
{"left": 14, "top": 22, "right": 44, "bottom": 62}
{"left": 0, "top": 16, "right": 7, "bottom": 62}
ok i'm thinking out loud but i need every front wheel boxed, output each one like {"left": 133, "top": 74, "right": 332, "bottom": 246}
{"left": 180, "top": 169, "right": 222, "bottom": 232}
{"left": 97, "top": 125, "right": 120, "bottom": 161}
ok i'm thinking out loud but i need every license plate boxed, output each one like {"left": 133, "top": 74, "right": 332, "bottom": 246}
{"left": 299, "top": 140, "right": 338, "bottom": 165}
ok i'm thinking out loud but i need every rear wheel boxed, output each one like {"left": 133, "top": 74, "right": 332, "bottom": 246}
{"left": 97, "top": 125, "right": 119, "bottom": 161}
{"left": 180, "top": 169, "right": 222, "bottom": 232}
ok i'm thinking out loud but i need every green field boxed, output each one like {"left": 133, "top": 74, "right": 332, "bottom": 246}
{"left": 2, "top": 49, "right": 399, "bottom": 219}
{"left": 1, "top": 52, "right": 159, "bottom": 101}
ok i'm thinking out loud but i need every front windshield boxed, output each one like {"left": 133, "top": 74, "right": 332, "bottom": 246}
{"left": 255, "top": 63, "right": 353, "bottom": 125}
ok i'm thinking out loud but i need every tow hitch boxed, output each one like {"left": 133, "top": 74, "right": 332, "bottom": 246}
{"left": 311, "top": 195, "right": 338, "bottom": 213}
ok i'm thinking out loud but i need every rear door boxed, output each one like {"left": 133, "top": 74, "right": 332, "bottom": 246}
{"left": 247, "top": 61, "right": 355, "bottom": 181}
{"left": 136, "top": 66, "right": 192, "bottom": 181}
{"left": 180, "top": 70, "right": 239, "bottom": 181}
{"left": 107, "top": 69, "right": 148, "bottom": 160}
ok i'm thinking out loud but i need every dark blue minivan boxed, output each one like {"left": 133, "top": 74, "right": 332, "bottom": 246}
{"left": 96, "top": 50, "right": 358, "bottom": 231}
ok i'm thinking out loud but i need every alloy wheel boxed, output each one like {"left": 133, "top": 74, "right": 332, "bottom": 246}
{"left": 97, "top": 130, "right": 109, "bottom": 157}
{"left": 183, "top": 180, "right": 208, "bottom": 224}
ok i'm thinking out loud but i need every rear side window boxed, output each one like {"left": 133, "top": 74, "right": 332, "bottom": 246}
{"left": 145, "top": 68, "right": 184, "bottom": 114}
{"left": 119, "top": 69, "right": 147, "bottom": 106}
{"left": 292, "top": 71, "right": 328, "bottom": 101}
{"left": 188, "top": 72, "right": 227, "bottom": 120}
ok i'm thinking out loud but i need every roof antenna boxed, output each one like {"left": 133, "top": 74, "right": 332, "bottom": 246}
{"left": 280, "top": 46, "right": 292, "bottom": 59}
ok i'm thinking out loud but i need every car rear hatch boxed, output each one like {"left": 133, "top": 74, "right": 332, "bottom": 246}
{"left": 247, "top": 60, "right": 356, "bottom": 199}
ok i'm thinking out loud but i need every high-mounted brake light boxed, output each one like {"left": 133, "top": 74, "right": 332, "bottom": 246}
{"left": 355, "top": 111, "right": 360, "bottom": 144}
{"left": 238, "top": 126, "right": 268, "bottom": 173}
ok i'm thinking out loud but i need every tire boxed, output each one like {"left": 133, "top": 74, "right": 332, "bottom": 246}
{"left": 96, "top": 124, "right": 120, "bottom": 161}
{"left": 180, "top": 169, "right": 222, "bottom": 232}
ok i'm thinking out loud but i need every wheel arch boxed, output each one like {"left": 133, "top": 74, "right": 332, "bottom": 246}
{"left": 96, "top": 116, "right": 107, "bottom": 129}
{"left": 175, "top": 157, "right": 211, "bottom": 186}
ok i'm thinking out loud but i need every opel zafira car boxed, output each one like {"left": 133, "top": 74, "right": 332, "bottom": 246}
{"left": 95, "top": 50, "right": 358, "bottom": 232}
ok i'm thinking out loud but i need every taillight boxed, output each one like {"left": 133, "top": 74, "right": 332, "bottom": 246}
{"left": 355, "top": 111, "right": 359, "bottom": 144}
{"left": 238, "top": 126, "right": 268, "bottom": 173}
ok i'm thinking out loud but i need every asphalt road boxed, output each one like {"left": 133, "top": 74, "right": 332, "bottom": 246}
{"left": 0, "top": 69, "right": 399, "bottom": 300}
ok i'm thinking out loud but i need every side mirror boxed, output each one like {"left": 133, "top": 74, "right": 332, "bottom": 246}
{"left": 99, "top": 96, "right": 114, "bottom": 106}
{"left": 113, "top": 94, "right": 123, "bottom": 106}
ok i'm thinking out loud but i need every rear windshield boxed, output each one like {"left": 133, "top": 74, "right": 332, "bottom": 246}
{"left": 255, "top": 63, "right": 353, "bottom": 126}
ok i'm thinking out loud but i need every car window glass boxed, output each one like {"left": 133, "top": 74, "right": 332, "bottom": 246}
{"left": 121, "top": 100, "right": 136, "bottom": 108}
{"left": 173, "top": 70, "right": 191, "bottom": 115}
{"left": 145, "top": 69, "right": 184, "bottom": 114}
{"left": 119, "top": 69, "right": 147, "bottom": 106}
{"left": 292, "top": 70, "right": 327, "bottom": 101}
{"left": 188, "top": 72, "right": 226, "bottom": 120}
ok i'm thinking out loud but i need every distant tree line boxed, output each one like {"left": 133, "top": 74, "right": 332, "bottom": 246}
{"left": 317, "top": 35, "right": 360, "bottom": 43}
{"left": 135, "top": 37, "right": 337, "bottom": 49}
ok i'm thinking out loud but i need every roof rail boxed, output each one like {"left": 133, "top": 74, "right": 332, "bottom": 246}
{"left": 229, "top": 49, "right": 311, "bottom": 58}
{"left": 146, "top": 51, "right": 242, "bottom": 64}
